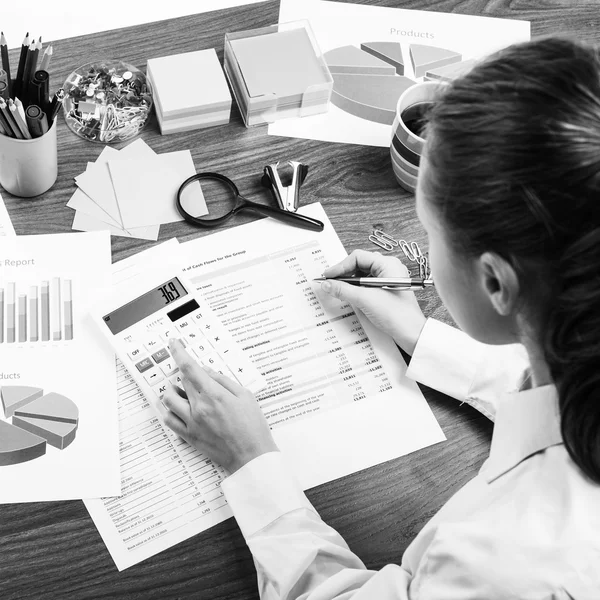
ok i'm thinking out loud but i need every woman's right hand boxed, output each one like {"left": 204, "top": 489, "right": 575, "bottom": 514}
{"left": 320, "top": 249, "right": 427, "bottom": 355}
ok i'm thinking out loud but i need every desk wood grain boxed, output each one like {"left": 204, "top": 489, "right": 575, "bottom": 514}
{"left": 1, "top": 2, "right": 598, "bottom": 599}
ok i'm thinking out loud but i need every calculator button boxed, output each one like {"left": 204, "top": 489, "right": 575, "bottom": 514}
{"left": 151, "top": 348, "right": 170, "bottom": 364}
{"left": 169, "top": 373, "right": 184, "bottom": 388}
{"left": 144, "top": 337, "right": 162, "bottom": 353}
{"left": 127, "top": 345, "right": 144, "bottom": 361}
{"left": 208, "top": 329, "right": 230, "bottom": 352}
{"left": 184, "top": 329, "right": 204, "bottom": 343}
{"left": 156, "top": 382, "right": 168, "bottom": 399}
{"left": 159, "top": 360, "right": 178, "bottom": 377}
{"left": 200, "top": 352, "right": 225, "bottom": 370}
{"left": 135, "top": 358, "right": 153, "bottom": 373}
{"left": 143, "top": 369, "right": 164, "bottom": 386}
{"left": 191, "top": 309, "right": 205, "bottom": 324}
{"left": 158, "top": 328, "right": 175, "bottom": 343}
{"left": 191, "top": 341, "right": 210, "bottom": 359}
{"left": 175, "top": 318, "right": 192, "bottom": 333}
{"left": 233, "top": 365, "right": 257, "bottom": 388}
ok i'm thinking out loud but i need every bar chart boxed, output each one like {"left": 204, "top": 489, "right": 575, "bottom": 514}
{"left": 0, "top": 278, "right": 74, "bottom": 344}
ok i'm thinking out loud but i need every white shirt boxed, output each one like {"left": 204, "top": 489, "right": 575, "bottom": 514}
{"left": 222, "top": 319, "right": 600, "bottom": 599}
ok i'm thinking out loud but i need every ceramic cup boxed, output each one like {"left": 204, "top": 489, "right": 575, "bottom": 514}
{"left": 0, "top": 119, "right": 58, "bottom": 198}
{"left": 390, "top": 81, "right": 442, "bottom": 193}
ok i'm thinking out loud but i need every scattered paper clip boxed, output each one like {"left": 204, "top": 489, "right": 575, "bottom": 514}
{"left": 369, "top": 229, "right": 398, "bottom": 251}
{"left": 369, "top": 230, "right": 431, "bottom": 279}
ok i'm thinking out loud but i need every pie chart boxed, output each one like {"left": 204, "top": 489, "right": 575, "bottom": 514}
{"left": 324, "top": 41, "right": 468, "bottom": 125}
{"left": 0, "top": 385, "right": 79, "bottom": 466}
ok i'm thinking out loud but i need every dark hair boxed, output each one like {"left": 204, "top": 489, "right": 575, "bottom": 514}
{"left": 423, "top": 36, "right": 600, "bottom": 483}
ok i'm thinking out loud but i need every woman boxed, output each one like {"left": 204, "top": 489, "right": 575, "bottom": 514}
{"left": 160, "top": 36, "right": 600, "bottom": 598}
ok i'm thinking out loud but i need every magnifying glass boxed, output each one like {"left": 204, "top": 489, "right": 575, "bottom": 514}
{"left": 176, "top": 172, "right": 324, "bottom": 232}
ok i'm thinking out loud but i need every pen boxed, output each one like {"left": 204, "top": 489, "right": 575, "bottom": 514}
{"left": 48, "top": 88, "right": 65, "bottom": 124}
{"left": 0, "top": 32, "right": 11, "bottom": 98}
{"left": 313, "top": 276, "right": 435, "bottom": 290}
{"left": 31, "top": 70, "right": 50, "bottom": 110}
{"left": 25, "top": 103, "right": 49, "bottom": 138}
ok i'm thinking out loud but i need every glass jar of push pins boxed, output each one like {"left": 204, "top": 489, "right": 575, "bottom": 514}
{"left": 62, "top": 60, "right": 152, "bottom": 143}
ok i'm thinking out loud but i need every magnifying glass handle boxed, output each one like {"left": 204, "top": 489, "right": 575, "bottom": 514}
{"left": 249, "top": 204, "right": 324, "bottom": 232}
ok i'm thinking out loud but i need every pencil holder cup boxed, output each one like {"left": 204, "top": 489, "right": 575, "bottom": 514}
{"left": 390, "top": 81, "right": 442, "bottom": 194}
{"left": 0, "top": 119, "right": 58, "bottom": 198}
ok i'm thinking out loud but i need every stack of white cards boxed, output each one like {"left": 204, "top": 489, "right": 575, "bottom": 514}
{"left": 147, "top": 49, "right": 232, "bottom": 135}
{"left": 67, "top": 139, "right": 206, "bottom": 240}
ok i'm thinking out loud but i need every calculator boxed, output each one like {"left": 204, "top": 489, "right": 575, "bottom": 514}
{"left": 93, "top": 268, "right": 264, "bottom": 404}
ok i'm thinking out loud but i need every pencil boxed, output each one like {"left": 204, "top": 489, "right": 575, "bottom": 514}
{"left": 21, "top": 39, "right": 36, "bottom": 104}
{"left": 0, "top": 32, "right": 11, "bottom": 98}
{"left": 14, "top": 32, "right": 29, "bottom": 100}
{"left": 0, "top": 97, "right": 22, "bottom": 138}
{"left": 9, "top": 98, "right": 32, "bottom": 139}
{"left": 15, "top": 97, "right": 27, "bottom": 122}
{"left": 40, "top": 44, "right": 53, "bottom": 72}
{"left": 30, "top": 37, "right": 42, "bottom": 81}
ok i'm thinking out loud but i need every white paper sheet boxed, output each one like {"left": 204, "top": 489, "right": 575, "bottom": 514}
{"left": 74, "top": 140, "right": 157, "bottom": 229}
{"left": 0, "top": 231, "right": 119, "bottom": 502}
{"left": 0, "top": 192, "right": 15, "bottom": 236}
{"left": 71, "top": 210, "right": 160, "bottom": 241}
{"left": 179, "top": 203, "right": 445, "bottom": 487}
{"left": 84, "top": 204, "right": 445, "bottom": 570}
{"left": 269, "top": 0, "right": 530, "bottom": 147}
{"left": 109, "top": 151, "right": 205, "bottom": 229}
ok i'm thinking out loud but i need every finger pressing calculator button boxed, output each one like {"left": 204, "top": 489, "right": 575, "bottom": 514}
{"left": 144, "top": 369, "right": 164, "bottom": 386}
{"left": 151, "top": 348, "right": 170, "bottom": 364}
{"left": 157, "top": 382, "right": 168, "bottom": 399}
{"left": 159, "top": 360, "right": 178, "bottom": 377}
{"left": 135, "top": 358, "right": 154, "bottom": 373}
{"left": 169, "top": 373, "right": 184, "bottom": 389}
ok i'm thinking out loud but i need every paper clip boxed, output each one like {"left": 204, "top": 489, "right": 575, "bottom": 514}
{"left": 398, "top": 240, "right": 417, "bottom": 261}
{"left": 369, "top": 229, "right": 398, "bottom": 252}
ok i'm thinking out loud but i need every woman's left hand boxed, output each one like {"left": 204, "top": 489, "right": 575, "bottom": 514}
{"left": 158, "top": 338, "right": 278, "bottom": 476}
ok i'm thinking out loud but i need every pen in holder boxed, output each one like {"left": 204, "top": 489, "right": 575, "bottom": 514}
{"left": 0, "top": 117, "right": 57, "bottom": 197}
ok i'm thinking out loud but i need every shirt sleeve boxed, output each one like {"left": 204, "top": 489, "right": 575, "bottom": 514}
{"left": 405, "top": 319, "right": 530, "bottom": 421}
{"left": 222, "top": 451, "right": 411, "bottom": 600}
{"left": 222, "top": 453, "right": 532, "bottom": 600}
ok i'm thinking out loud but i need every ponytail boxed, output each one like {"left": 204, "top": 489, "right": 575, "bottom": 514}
{"left": 423, "top": 36, "right": 600, "bottom": 482}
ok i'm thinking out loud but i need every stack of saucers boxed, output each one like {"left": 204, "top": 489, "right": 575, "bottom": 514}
{"left": 390, "top": 81, "right": 441, "bottom": 194}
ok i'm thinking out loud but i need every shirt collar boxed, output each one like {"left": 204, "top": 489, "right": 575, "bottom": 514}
{"left": 483, "top": 384, "right": 563, "bottom": 483}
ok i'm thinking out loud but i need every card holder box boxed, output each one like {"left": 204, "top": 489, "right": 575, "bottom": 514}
{"left": 224, "top": 20, "right": 333, "bottom": 127}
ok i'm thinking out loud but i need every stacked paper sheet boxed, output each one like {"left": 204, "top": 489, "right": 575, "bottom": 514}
{"left": 67, "top": 139, "right": 206, "bottom": 240}
{"left": 147, "top": 49, "right": 232, "bottom": 135}
{"left": 224, "top": 21, "right": 333, "bottom": 127}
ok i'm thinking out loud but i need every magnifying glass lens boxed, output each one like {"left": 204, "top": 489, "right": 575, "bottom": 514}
{"left": 180, "top": 176, "right": 236, "bottom": 221}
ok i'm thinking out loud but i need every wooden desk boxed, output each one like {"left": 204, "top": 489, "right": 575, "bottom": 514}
{"left": 1, "top": 2, "right": 598, "bottom": 598}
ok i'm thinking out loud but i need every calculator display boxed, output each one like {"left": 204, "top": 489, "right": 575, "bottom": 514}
{"left": 102, "top": 278, "right": 188, "bottom": 334}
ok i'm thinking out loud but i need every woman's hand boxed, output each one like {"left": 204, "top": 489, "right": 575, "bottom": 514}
{"left": 158, "top": 339, "right": 278, "bottom": 476}
{"left": 321, "top": 249, "right": 427, "bottom": 355}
